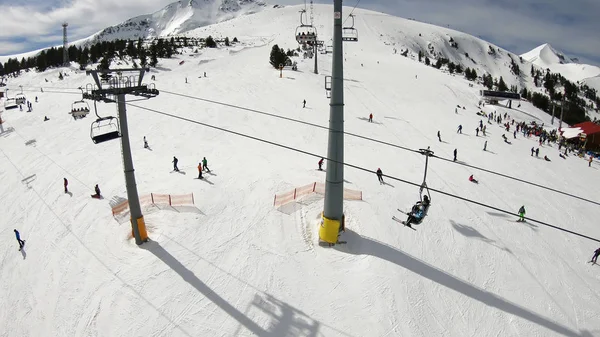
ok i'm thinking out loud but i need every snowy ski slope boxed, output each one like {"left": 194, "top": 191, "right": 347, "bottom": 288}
{"left": 1, "top": 4, "right": 600, "bottom": 337}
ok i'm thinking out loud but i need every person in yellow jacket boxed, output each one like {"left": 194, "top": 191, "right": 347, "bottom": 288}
{"left": 197, "top": 162, "right": 203, "bottom": 179}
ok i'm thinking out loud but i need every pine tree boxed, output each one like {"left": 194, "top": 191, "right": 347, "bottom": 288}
{"left": 425, "top": 57, "right": 430, "bottom": 66}
{"left": 497, "top": 76, "right": 508, "bottom": 91}
{"left": 77, "top": 50, "right": 89, "bottom": 69}
{"left": 139, "top": 47, "right": 147, "bottom": 68}
{"left": 418, "top": 50, "right": 423, "bottom": 62}
{"left": 455, "top": 64, "right": 463, "bottom": 74}
{"left": 448, "top": 62, "right": 455, "bottom": 74}
{"left": 225, "top": 37, "right": 230, "bottom": 46}
{"left": 233, "top": 37, "right": 238, "bottom": 43}
{"left": 36, "top": 51, "right": 48, "bottom": 72}
{"left": 99, "top": 54, "right": 111, "bottom": 70}
{"left": 205, "top": 36, "right": 217, "bottom": 48}
{"left": 435, "top": 58, "right": 442, "bottom": 69}
{"left": 149, "top": 42, "right": 158, "bottom": 67}
{"left": 269, "top": 44, "right": 288, "bottom": 69}
{"left": 127, "top": 40, "right": 137, "bottom": 58}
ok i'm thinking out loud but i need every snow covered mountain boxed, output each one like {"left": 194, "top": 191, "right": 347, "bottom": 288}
{"left": 521, "top": 43, "right": 578, "bottom": 66}
{"left": 86, "top": 0, "right": 267, "bottom": 44}
{"left": 521, "top": 43, "right": 600, "bottom": 86}
{"left": 1, "top": 4, "right": 600, "bottom": 337}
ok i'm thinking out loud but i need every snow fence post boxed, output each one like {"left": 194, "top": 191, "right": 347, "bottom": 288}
{"left": 151, "top": 193, "right": 155, "bottom": 205}
{"left": 168, "top": 195, "right": 172, "bottom": 206}
{"left": 191, "top": 193, "right": 195, "bottom": 205}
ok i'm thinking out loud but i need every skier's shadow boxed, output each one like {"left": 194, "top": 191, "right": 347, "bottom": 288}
{"left": 334, "top": 230, "right": 588, "bottom": 337}
{"left": 66, "top": 191, "right": 73, "bottom": 197}
{"left": 356, "top": 117, "right": 383, "bottom": 125}
{"left": 196, "top": 178, "right": 214, "bottom": 185}
{"left": 20, "top": 247, "right": 27, "bottom": 260}
{"left": 382, "top": 181, "right": 395, "bottom": 188}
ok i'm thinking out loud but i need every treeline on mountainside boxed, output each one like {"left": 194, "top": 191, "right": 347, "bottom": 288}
{"left": 418, "top": 49, "right": 598, "bottom": 125}
{"left": 0, "top": 35, "right": 239, "bottom": 75}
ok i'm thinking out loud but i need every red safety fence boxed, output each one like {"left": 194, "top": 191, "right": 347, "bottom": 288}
{"left": 273, "top": 182, "right": 362, "bottom": 207}
{"left": 112, "top": 193, "right": 195, "bottom": 216}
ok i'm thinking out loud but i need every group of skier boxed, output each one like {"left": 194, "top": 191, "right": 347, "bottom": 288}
{"left": 172, "top": 155, "right": 210, "bottom": 179}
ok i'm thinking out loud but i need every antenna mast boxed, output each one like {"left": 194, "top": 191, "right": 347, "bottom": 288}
{"left": 62, "top": 22, "right": 69, "bottom": 66}
{"left": 310, "top": 0, "right": 314, "bottom": 26}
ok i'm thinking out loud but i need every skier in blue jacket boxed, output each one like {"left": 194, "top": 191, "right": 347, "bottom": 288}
{"left": 14, "top": 229, "right": 25, "bottom": 249}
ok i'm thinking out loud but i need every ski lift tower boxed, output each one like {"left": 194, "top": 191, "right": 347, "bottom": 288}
{"left": 320, "top": 0, "right": 345, "bottom": 245}
{"left": 62, "top": 22, "right": 69, "bottom": 66}
{"left": 83, "top": 68, "right": 159, "bottom": 245}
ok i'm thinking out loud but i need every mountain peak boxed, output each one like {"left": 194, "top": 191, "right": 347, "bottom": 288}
{"left": 88, "top": 0, "right": 266, "bottom": 44}
{"left": 521, "top": 43, "right": 577, "bottom": 66}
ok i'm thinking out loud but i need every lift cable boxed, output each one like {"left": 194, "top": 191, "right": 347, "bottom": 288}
{"left": 125, "top": 101, "right": 600, "bottom": 244}
{"left": 158, "top": 89, "right": 600, "bottom": 207}
{"left": 12, "top": 85, "right": 599, "bottom": 207}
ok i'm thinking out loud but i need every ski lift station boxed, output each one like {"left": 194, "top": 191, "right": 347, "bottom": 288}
{"left": 479, "top": 90, "right": 521, "bottom": 105}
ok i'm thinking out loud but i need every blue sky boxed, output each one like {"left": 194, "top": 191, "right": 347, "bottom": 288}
{"left": 0, "top": 0, "right": 598, "bottom": 66}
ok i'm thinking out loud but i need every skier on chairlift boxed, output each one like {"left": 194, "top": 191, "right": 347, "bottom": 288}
{"left": 403, "top": 195, "right": 430, "bottom": 228}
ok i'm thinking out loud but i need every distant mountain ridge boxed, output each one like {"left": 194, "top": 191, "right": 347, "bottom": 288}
{"left": 521, "top": 43, "right": 600, "bottom": 87}
{"left": 86, "top": 0, "right": 267, "bottom": 44}
{"left": 521, "top": 43, "right": 578, "bottom": 65}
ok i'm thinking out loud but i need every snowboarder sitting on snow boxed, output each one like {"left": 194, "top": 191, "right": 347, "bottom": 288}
{"left": 92, "top": 184, "right": 101, "bottom": 198}
{"left": 544, "top": 155, "right": 551, "bottom": 162}
{"left": 469, "top": 175, "right": 478, "bottom": 183}
{"left": 44, "top": 116, "right": 49, "bottom": 121}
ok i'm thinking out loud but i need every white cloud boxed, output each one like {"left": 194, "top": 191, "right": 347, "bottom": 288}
{"left": 0, "top": 0, "right": 598, "bottom": 66}
{"left": 0, "top": 0, "right": 175, "bottom": 47}
{"left": 0, "top": 41, "right": 31, "bottom": 55}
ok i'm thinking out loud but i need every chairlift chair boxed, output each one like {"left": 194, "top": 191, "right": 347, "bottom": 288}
{"left": 71, "top": 100, "right": 90, "bottom": 119}
{"left": 89, "top": 100, "right": 121, "bottom": 144}
{"left": 295, "top": 9, "right": 317, "bottom": 45}
{"left": 90, "top": 116, "right": 121, "bottom": 144}
{"left": 296, "top": 26, "right": 317, "bottom": 45}
{"left": 342, "top": 14, "right": 359, "bottom": 42}
{"left": 4, "top": 98, "right": 18, "bottom": 109}
{"left": 401, "top": 147, "right": 434, "bottom": 226}
{"left": 15, "top": 93, "right": 26, "bottom": 105}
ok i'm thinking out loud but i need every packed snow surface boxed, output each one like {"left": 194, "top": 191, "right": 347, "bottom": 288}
{"left": 1, "top": 4, "right": 600, "bottom": 337}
